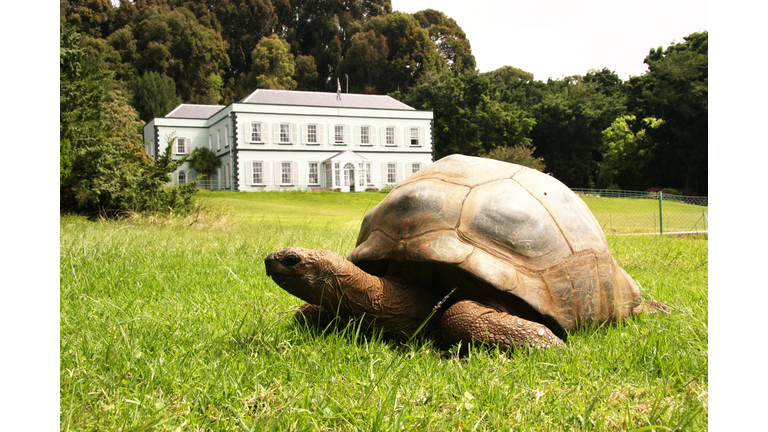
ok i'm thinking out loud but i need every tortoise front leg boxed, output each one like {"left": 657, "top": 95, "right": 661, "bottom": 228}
{"left": 440, "top": 300, "right": 564, "bottom": 351}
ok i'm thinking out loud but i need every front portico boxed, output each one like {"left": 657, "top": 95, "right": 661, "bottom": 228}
{"left": 322, "top": 150, "right": 370, "bottom": 192}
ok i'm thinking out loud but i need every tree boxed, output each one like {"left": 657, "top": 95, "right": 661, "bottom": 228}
{"left": 60, "top": 26, "right": 196, "bottom": 216}
{"left": 294, "top": 54, "right": 320, "bottom": 91}
{"left": 130, "top": 5, "right": 230, "bottom": 104}
{"left": 412, "top": 9, "right": 475, "bottom": 73}
{"left": 250, "top": 34, "right": 297, "bottom": 90}
{"left": 480, "top": 145, "right": 546, "bottom": 172}
{"left": 339, "top": 30, "right": 389, "bottom": 93}
{"left": 61, "top": 0, "right": 114, "bottom": 38}
{"left": 484, "top": 65, "right": 534, "bottom": 87}
{"left": 351, "top": 12, "right": 446, "bottom": 94}
{"left": 627, "top": 32, "right": 708, "bottom": 194}
{"left": 131, "top": 70, "right": 183, "bottom": 121}
{"left": 187, "top": 147, "right": 222, "bottom": 189}
{"left": 524, "top": 76, "right": 627, "bottom": 188}
{"left": 597, "top": 115, "right": 664, "bottom": 189}
{"left": 401, "top": 71, "right": 535, "bottom": 159}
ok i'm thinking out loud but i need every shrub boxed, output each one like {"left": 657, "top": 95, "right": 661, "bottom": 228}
{"left": 479, "top": 144, "right": 546, "bottom": 172}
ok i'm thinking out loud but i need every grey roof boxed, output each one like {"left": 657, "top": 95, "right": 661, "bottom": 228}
{"left": 166, "top": 104, "right": 225, "bottom": 119}
{"left": 240, "top": 89, "right": 415, "bottom": 110}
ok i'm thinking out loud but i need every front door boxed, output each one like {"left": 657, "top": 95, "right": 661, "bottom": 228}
{"left": 342, "top": 162, "right": 355, "bottom": 192}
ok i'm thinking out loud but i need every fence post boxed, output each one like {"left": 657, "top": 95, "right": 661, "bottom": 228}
{"left": 658, "top": 191, "right": 664, "bottom": 235}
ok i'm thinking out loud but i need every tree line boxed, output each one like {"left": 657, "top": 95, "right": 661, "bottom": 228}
{"left": 60, "top": 0, "right": 707, "bottom": 215}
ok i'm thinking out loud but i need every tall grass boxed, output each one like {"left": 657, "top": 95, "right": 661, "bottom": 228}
{"left": 60, "top": 192, "right": 707, "bottom": 431}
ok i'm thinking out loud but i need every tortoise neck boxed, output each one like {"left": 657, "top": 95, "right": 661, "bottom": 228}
{"left": 314, "top": 252, "right": 387, "bottom": 317}
{"left": 327, "top": 258, "right": 444, "bottom": 336}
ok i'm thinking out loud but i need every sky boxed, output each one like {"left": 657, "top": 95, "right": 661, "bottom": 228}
{"left": 391, "top": 0, "right": 708, "bottom": 81}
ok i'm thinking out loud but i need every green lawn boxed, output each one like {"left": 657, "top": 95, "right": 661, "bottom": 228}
{"left": 580, "top": 197, "right": 708, "bottom": 234}
{"left": 60, "top": 191, "right": 708, "bottom": 431}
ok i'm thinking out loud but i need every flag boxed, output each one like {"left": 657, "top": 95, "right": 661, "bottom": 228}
{"left": 337, "top": 78, "right": 342, "bottom": 101}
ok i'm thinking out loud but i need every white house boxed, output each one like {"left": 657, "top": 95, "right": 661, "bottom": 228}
{"left": 143, "top": 89, "right": 434, "bottom": 192}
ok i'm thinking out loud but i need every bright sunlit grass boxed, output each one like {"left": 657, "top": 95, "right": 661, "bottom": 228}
{"left": 60, "top": 192, "right": 707, "bottom": 431}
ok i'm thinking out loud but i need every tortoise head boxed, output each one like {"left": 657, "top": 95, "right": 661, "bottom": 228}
{"left": 265, "top": 247, "right": 353, "bottom": 307}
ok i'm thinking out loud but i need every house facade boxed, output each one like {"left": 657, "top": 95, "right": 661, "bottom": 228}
{"left": 142, "top": 89, "right": 434, "bottom": 192}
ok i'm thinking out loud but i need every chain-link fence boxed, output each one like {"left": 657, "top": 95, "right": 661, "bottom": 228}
{"left": 572, "top": 189, "right": 708, "bottom": 235}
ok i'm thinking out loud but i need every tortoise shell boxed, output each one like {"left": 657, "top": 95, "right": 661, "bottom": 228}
{"left": 349, "top": 154, "right": 642, "bottom": 334}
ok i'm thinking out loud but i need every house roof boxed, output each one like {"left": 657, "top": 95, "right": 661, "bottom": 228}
{"left": 166, "top": 104, "right": 225, "bottom": 119}
{"left": 240, "top": 89, "right": 415, "bottom": 111}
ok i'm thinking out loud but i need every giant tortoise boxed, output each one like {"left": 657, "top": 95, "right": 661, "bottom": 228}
{"left": 265, "top": 154, "right": 667, "bottom": 351}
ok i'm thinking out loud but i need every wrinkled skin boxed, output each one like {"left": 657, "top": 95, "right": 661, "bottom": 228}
{"left": 265, "top": 247, "right": 567, "bottom": 350}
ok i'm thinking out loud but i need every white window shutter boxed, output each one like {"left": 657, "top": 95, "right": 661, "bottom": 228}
{"left": 420, "top": 126, "right": 426, "bottom": 146}
{"left": 292, "top": 161, "right": 298, "bottom": 185}
{"left": 381, "top": 162, "right": 387, "bottom": 183}
{"left": 301, "top": 124, "right": 308, "bottom": 144}
{"left": 186, "top": 137, "right": 191, "bottom": 154}
{"left": 274, "top": 125, "right": 280, "bottom": 144}
{"left": 370, "top": 126, "right": 377, "bottom": 146}
{"left": 273, "top": 162, "right": 279, "bottom": 185}
{"left": 354, "top": 125, "right": 361, "bottom": 145}
{"left": 245, "top": 161, "right": 253, "bottom": 185}
{"left": 345, "top": 125, "right": 352, "bottom": 145}
{"left": 263, "top": 161, "right": 270, "bottom": 185}
{"left": 397, "top": 162, "right": 403, "bottom": 183}
{"left": 396, "top": 127, "right": 402, "bottom": 146}
{"left": 260, "top": 122, "right": 267, "bottom": 143}
{"left": 406, "top": 163, "right": 412, "bottom": 177}
{"left": 318, "top": 124, "right": 325, "bottom": 144}
{"left": 244, "top": 122, "right": 252, "bottom": 143}
{"left": 291, "top": 123, "right": 298, "bottom": 144}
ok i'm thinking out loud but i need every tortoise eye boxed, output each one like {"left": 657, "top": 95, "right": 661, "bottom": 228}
{"left": 283, "top": 255, "right": 302, "bottom": 266}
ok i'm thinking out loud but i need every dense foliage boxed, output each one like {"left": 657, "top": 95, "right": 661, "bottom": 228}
{"left": 61, "top": 0, "right": 708, "bottom": 200}
{"left": 60, "top": 25, "right": 197, "bottom": 216}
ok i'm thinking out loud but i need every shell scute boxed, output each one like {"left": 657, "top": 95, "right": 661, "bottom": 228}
{"left": 458, "top": 180, "right": 571, "bottom": 271}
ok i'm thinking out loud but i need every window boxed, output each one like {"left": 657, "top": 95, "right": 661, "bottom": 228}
{"left": 280, "top": 123, "right": 290, "bottom": 143}
{"left": 360, "top": 126, "right": 370, "bottom": 145}
{"left": 335, "top": 125, "right": 345, "bottom": 145}
{"left": 324, "top": 163, "right": 332, "bottom": 188}
{"left": 308, "top": 162, "right": 319, "bottom": 184}
{"left": 410, "top": 127, "right": 420, "bottom": 146}
{"left": 387, "top": 163, "right": 397, "bottom": 184}
{"left": 176, "top": 137, "right": 187, "bottom": 154}
{"left": 281, "top": 162, "right": 292, "bottom": 185}
{"left": 412, "top": 163, "right": 421, "bottom": 174}
{"left": 334, "top": 162, "right": 340, "bottom": 186}
{"left": 385, "top": 126, "right": 396, "bottom": 146}
{"left": 251, "top": 123, "right": 262, "bottom": 142}
{"left": 252, "top": 161, "right": 263, "bottom": 185}
{"left": 178, "top": 171, "right": 187, "bottom": 184}
{"left": 307, "top": 124, "right": 317, "bottom": 144}
{"left": 225, "top": 125, "right": 230, "bottom": 147}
